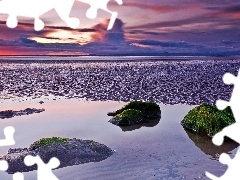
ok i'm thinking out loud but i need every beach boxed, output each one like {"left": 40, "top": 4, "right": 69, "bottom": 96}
{"left": 0, "top": 57, "right": 239, "bottom": 179}
{"left": 0, "top": 57, "right": 239, "bottom": 105}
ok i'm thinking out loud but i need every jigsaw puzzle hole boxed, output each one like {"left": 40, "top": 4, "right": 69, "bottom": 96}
{"left": 86, "top": 8, "right": 97, "bottom": 19}
{"left": 0, "top": 160, "right": 8, "bottom": 171}
{"left": 67, "top": 17, "right": 80, "bottom": 29}
{"left": 223, "top": 73, "right": 236, "bottom": 85}
{"left": 6, "top": 16, "right": 18, "bottom": 28}
{"left": 34, "top": 19, "right": 44, "bottom": 31}
{"left": 13, "top": 172, "right": 24, "bottom": 180}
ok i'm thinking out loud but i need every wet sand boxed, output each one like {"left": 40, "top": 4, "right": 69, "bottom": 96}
{"left": 0, "top": 98, "right": 237, "bottom": 180}
{"left": 1, "top": 58, "right": 240, "bottom": 105}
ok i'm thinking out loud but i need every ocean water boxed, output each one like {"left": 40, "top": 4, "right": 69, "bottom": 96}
{"left": 0, "top": 56, "right": 239, "bottom": 179}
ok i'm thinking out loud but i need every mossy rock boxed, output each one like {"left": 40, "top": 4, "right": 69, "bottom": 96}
{"left": 2, "top": 137, "right": 114, "bottom": 173}
{"left": 29, "top": 137, "right": 69, "bottom": 150}
{"left": 114, "top": 101, "right": 161, "bottom": 119}
{"left": 181, "top": 104, "right": 235, "bottom": 137}
{"left": 109, "top": 109, "right": 143, "bottom": 126}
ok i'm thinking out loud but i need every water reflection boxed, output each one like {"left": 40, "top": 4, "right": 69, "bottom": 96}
{"left": 184, "top": 129, "right": 239, "bottom": 159}
{"left": 118, "top": 117, "right": 161, "bottom": 132}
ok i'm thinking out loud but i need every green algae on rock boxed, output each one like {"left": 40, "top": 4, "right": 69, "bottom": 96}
{"left": 181, "top": 104, "right": 235, "bottom": 137}
{"left": 108, "top": 100, "right": 161, "bottom": 119}
{"left": 29, "top": 137, "right": 69, "bottom": 150}
{"left": 1, "top": 137, "right": 114, "bottom": 174}
{"left": 108, "top": 101, "right": 161, "bottom": 127}
{"left": 109, "top": 109, "right": 143, "bottom": 126}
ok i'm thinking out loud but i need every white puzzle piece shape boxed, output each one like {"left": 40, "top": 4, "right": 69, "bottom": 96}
{"left": 206, "top": 69, "right": 240, "bottom": 179}
{"left": 24, "top": 155, "right": 60, "bottom": 180}
{"left": 212, "top": 71, "right": 240, "bottom": 146}
{"left": 216, "top": 71, "right": 240, "bottom": 122}
{"left": 0, "top": 126, "right": 23, "bottom": 179}
{"left": 0, "top": 126, "right": 15, "bottom": 146}
{"left": 0, "top": 0, "right": 123, "bottom": 31}
{"left": 0, "top": 160, "right": 8, "bottom": 171}
{"left": 13, "top": 172, "right": 24, "bottom": 180}
{"left": 206, "top": 148, "right": 240, "bottom": 180}
{"left": 78, "top": 0, "right": 123, "bottom": 30}
{"left": 0, "top": 0, "right": 79, "bottom": 31}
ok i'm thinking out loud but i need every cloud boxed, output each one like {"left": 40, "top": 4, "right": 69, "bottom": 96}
{"left": 18, "top": 37, "right": 37, "bottom": 45}
{"left": 123, "top": 2, "right": 180, "bottom": 13}
{"left": 135, "top": 40, "right": 204, "bottom": 49}
{"left": 0, "top": 18, "right": 127, "bottom": 55}
{"left": 204, "top": 3, "right": 240, "bottom": 20}
{"left": 0, "top": 15, "right": 240, "bottom": 56}
{"left": 126, "top": 15, "right": 222, "bottom": 30}
{"left": 124, "top": 1, "right": 240, "bottom": 37}
{"left": 128, "top": 30, "right": 165, "bottom": 36}
{"left": 91, "top": 18, "right": 125, "bottom": 43}
{"left": 224, "top": 4, "right": 240, "bottom": 12}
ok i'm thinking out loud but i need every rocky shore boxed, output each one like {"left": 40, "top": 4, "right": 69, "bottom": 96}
{"left": 0, "top": 59, "right": 239, "bottom": 105}
{"left": 0, "top": 108, "right": 45, "bottom": 119}
{"left": 0, "top": 138, "right": 114, "bottom": 173}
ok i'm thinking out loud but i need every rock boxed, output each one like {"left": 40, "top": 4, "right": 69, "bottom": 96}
{"left": 108, "top": 101, "right": 161, "bottom": 127}
{"left": 0, "top": 108, "right": 45, "bottom": 119}
{"left": 181, "top": 104, "right": 235, "bottom": 137}
{"left": 108, "top": 100, "right": 161, "bottom": 119}
{"left": 107, "top": 111, "right": 118, "bottom": 116}
{"left": 0, "top": 110, "right": 14, "bottom": 118}
{"left": 109, "top": 109, "right": 143, "bottom": 126}
{"left": 0, "top": 137, "right": 114, "bottom": 174}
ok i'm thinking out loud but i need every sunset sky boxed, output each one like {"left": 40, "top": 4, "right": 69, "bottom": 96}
{"left": 0, "top": 0, "right": 240, "bottom": 55}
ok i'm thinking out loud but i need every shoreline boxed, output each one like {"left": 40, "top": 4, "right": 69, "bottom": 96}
{"left": 0, "top": 55, "right": 239, "bottom": 64}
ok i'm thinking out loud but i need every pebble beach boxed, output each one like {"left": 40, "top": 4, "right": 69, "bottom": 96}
{"left": 0, "top": 58, "right": 239, "bottom": 105}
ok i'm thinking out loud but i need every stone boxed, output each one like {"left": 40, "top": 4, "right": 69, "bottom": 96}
{"left": 109, "top": 109, "right": 143, "bottom": 126}
{"left": 0, "top": 108, "right": 45, "bottom": 119}
{"left": 0, "top": 137, "right": 114, "bottom": 173}
{"left": 181, "top": 104, "right": 235, "bottom": 137}
{"left": 108, "top": 101, "right": 161, "bottom": 127}
{"left": 108, "top": 100, "right": 161, "bottom": 119}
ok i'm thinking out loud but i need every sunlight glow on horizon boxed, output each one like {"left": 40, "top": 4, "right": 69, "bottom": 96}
{"left": 31, "top": 30, "right": 93, "bottom": 45}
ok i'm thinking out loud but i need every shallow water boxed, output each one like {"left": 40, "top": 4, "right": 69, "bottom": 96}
{"left": 0, "top": 98, "right": 237, "bottom": 180}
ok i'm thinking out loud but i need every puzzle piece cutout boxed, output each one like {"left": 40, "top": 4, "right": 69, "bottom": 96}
{"left": 216, "top": 71, "right": 240, "bottom": 122}
{"left": 0, "top": 0, "right": 123, "bottom": 31}
{"left": 212, "top": 71, "right": 240, "bottom": 146}
{"left": 0, "top": 0, "right": 79, "bottom": 31}
{"left": 206, "top": 69, "right": 240, "bottom": 179}
{"left": 24, "top": 155, "right": 60, "bottom": 180}
{"left": 0, "top": 126, "right": 24, "bottom": 180}
{"left": 12, "top": 172, "right": 24, "bottom": 180}
{"left": 78, "top": 0, "right": 123, "bottom": 30}
{"left": 0, "top": 126, "right": 15, "bottom": 146}
{"left": 206, "top": 148, "right": 240, "bottom": 179}
{"left": 0, "top": 160, "right": 8, "bottom": 171}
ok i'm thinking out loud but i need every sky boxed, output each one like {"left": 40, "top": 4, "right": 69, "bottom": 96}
{"left": 0, "top": 0, "right": 240, "bottom": 55}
